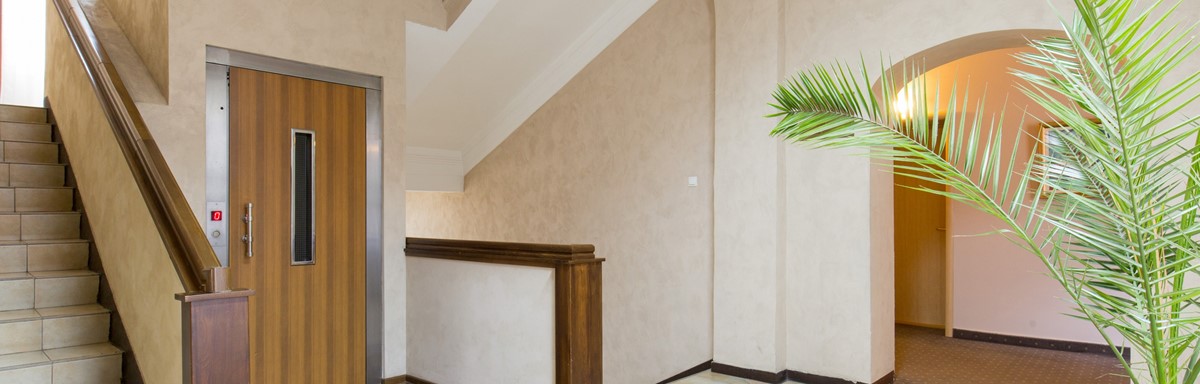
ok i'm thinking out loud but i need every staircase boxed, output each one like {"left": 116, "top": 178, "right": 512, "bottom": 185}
{"left": 0, "top": 105, "right": 123, "bottom": 383}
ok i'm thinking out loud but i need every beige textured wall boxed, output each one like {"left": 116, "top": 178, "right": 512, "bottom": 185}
{"left": 407, "top": 258, "right": 555, "bottom": 383}
{"left": 44, "top": 3, "right": 185, "bottom": 383}
{"left": 404, "top": 0, "right": 715, "bottom": 382}
{"left": 101, "top": 0, "right": 167, "bottom": 97}
{"left": 712, "top": 0, "right": 787, "bottom": 373}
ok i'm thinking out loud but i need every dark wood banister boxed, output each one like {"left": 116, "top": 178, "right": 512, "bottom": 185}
{"left": 406, "top": 237, "right": 605, "bottom": 384}
{"left": 51, "top": 0, "right": 222, "bottom": 293}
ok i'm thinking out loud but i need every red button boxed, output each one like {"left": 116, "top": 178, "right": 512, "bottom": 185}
{"left": 211, "top": 211, "right": 223, "bottom": 221}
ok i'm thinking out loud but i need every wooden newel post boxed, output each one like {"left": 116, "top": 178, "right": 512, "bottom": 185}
{"left": 175, "top": 267, "right": 254, "bottom": 384}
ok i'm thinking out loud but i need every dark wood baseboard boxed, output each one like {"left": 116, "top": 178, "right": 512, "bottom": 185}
{"left": 711, "top": 362, "right": 785, "bottom": 383}
{"left": 953, "top": 329, "right": 1132, "bottom": 360}
{"left": 785, "top": 370, "right": 894, "bottom": 384}
{"left": 657, "top": 360, "right": 713, "bottom": 383}
{"left": 382, "top": 375, "right": 436, "bottom": 384}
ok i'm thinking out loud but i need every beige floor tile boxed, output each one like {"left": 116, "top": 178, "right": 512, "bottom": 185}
{"left": 42, "top": 313, "right": 109, "bottom": 349}
{"left": 26, "top": 243, "right": 88, "bottom": 272}
{"left": 52, "top": 354, "right": 121, "bottom": 384}
{"left": 21, "top": 214, "right": 80, "bottom": 241}
{"left": 0, "top": 351, "right": 48, "bottom": 370}
{"left": 0, "top": 164, "right": 10, "bottom": 187}
{"left": 0, "top": 245, "right": 25, "bottom": 273}
{"left": 14, "top": 189, "right": 72, "bottom": 213}
{"left": 0, "top": 123, "right": 51, "bottom": 143}
{"left": 33, "top": 275, "right": 98, "bottom": 308}
{"left": 0, "top": 363, "right": 51, "bottom": 384}
{"left": 0, "top": 279, "right": 34, "bottom": 311}
{"left": 8, "top": 165, "right": 63, "bottom": 188}
{"left": 43, "top": 343, "right": 121, "bottom": 362}
{"left": 0, "top": 320, "right": 42, "bottom": 355}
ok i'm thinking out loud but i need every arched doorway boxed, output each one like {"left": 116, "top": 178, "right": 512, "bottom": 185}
{"left": 877, "top": 30, "right": 1125, "bottom": 383}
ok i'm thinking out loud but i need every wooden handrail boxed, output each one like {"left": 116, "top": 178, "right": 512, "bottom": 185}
{"left": 51, "top": 0, "right": 222, "bottom": 293}
{"left": 405, "top": 237, "right": 605, "bottom": 384}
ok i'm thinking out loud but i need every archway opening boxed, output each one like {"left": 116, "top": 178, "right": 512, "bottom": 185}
{"left": 876, "top": 30, "right": 1126, "bottom": 383}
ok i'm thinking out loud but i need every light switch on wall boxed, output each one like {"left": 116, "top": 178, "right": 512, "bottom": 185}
{"left": 688, "top": 176, "right": 698, "bottom": 187}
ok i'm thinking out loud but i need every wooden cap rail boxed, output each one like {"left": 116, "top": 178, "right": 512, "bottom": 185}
{"left": 406, "top": 237, "right": 600, "bottom": 266}
{"left": 405, "top": 237, "right": 605, "bottom": 384}
{"left": 51, "top": 0, "right": 223, "bottom": 294}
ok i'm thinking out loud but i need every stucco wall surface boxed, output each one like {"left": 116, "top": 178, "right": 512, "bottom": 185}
{"left": 405, "top": 1, "right": 716, "bottom": 382}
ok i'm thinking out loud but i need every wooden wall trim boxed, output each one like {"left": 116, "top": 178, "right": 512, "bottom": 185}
{"left": 952, "top": 329, "right": 1131, "bottom": 360}
{"left": 405, "top": 237, "right": 604, "bottom": 384}
{"left": 711, "top": 363, "right": 785, "bottom": 383}
{"left": 656, "top": 360, "right": 713, "bottom": 383}
{"left": 382, "top": 374, "right": 438, "bottom": 384}
{"left": 406, "top": 237, "right": 601, "bottom": 267}
{"left": 785, "top": 370, "right": 894, "bottom": 384}
{"left": 50, "top": 0, "right": 222, "bottom": 293}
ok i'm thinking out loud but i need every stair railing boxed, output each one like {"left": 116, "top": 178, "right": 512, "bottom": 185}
{"left": 50, "top": 1, "right": 251, "bottom": 383}
{"left": 50, "top": 0, "right": 220, "bottom": 293}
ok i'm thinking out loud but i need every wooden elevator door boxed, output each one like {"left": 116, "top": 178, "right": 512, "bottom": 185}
{"left": 228, "top": 67, "right": 367, "bottom": 383}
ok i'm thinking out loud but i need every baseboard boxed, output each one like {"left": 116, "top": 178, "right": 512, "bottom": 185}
{"left": 657, "top": 360, "right": 713, "bottom": 383}
{"left": 382, "top": 375, "right": 436, "bottom": 384}
{"left": 786, "top": 370, "right": 893, "bottom": 384}
{"left": 952, "top": 329, "right": 1132, "bottom": 360}
{"left": 711, "top": 362, "right": 785, "bottom": 383}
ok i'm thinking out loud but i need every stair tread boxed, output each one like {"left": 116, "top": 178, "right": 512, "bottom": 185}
{"left": 0, "top": 161, "right": 65, "bottom": 167}
{"left": 44, "top": 343, "right": 122, "bottom": 363}
{"left": 0, "top": 309, "right": 39, "bottom": 323}
{"left": 0, "top": 139, "right": 59, "bottom": 145}
{"left": 28, "top": 270, "right": 97, "bottom": 279}
{"left": 0, "top": 351, "right": 49, "bottom": 371}
{"left": 35, "top": 304, "right": 108, "bottom": 319}
{"left": 0, "top": 272, "right": 30, "bottom": 281}
{"left": 0, "top": 304, "right": 108, "bottom": 325}
{"left": 0, "top": 187, "right": 73, "bottom": 190}
{"left": 0, "top": 239, "right": 88, "bottom": 246}
{"left": 0, "top": 211, "right": 81, "bottom": 215}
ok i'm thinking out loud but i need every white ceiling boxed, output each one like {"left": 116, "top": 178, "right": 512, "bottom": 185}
{"left": 405, "top": 0, "right": 657, "bottom": 191}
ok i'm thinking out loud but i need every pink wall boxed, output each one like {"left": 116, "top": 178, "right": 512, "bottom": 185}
{"left": 924, "top": 48, "right": 1111, "bottom": 344}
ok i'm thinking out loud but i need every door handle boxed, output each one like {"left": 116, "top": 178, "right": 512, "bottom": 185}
{"left": 241, "top": 203, "right": 254, "bottom": 258}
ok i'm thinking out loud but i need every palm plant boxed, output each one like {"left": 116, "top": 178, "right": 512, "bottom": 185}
{"left": 768, "top": 0, "right": 1200, "bottom": 382}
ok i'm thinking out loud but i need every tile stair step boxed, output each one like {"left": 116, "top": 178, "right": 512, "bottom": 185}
{"left": 0, "top": 106, "right": 47, "bottom": 125}
{"left": 1, "top": 163, "right": 66, "bottom": 188}
{"left": 0, "top": 343, "right": 123, "bottom": 383}
{"left": 0, "top": 187, "right": 75, "bottom": 214}
{"left": 0, "top": 304, "right": 111, "bottom": 355}
{"left": 0, "top": 212, "right": 82, "bottom": 242}
{"left": 0, "top": 241, "right": 90, "bottom": 274}
{"left": 0, "top": 141, "right": 60, "bottom": 164}
{"left": 0, "top": 270, "right": 101, "bottom": 311}
{"left": 0, "top": 122, "right": 52, "bottom": 143}
{"left": 32, "top": 270, "right": 100, "bottom": 309}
